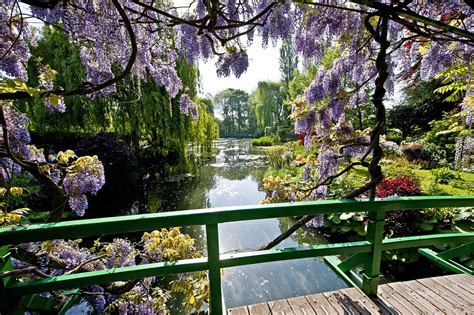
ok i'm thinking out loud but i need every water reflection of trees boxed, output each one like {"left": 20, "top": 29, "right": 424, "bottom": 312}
{"left": 143, "top": 139, "right": 268, "bottom": 213}
{"left": 278, "top": 217, "right": 329, "bottom": 246}
{"left": 214, "top": 165, "right": 266, "bottom": 182}
{"left": 147, "top": 167, "right": 217, "bottom": 213}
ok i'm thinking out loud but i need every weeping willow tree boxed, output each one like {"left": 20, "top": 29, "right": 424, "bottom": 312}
{"left": 17, "top": 26, "right": 218, "bottom": 159}
{"left": 253, "top": 81, "right": 288, "bottom": 132}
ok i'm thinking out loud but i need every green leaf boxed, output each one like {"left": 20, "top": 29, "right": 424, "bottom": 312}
{"left": 356, "top": 226, "right": 367, "bottom": 236}
{"left": 340, "top": 225, "right": 352, "bottom": 232}
{"left": 419, "top": 223, "right": 433, "bottom": 231}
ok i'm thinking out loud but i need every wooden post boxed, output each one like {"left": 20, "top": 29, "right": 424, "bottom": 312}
{"left": 1, "top": 246, "right": 14, "bottom": 313}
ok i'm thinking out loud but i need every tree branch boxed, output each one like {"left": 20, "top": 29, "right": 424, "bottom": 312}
{"left": 0, "top": 266, "right": 50, "bottom": 279}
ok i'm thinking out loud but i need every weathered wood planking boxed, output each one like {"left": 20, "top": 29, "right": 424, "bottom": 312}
{"left": 228, "top": 287, "right": 379, "bottom": 314}
{"left": 227, "top": 274, "right": 474, "bottom": 314}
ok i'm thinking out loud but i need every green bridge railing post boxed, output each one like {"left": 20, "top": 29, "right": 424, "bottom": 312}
{"left": 362, "top": 209, "right": 385, "bottom": 296}
{"left": 0, "top": 246, "right": 14, "bottom": 313}
{"left": 206, "top": 224, "right": 223, "bottom": 314}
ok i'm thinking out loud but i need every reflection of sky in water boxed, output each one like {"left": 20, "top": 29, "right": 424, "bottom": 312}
{"left": 203, "top": 139, "right": 347, "bottom": 308}
{"left": 209, "top": 176, "right": 264, "bottom": 206}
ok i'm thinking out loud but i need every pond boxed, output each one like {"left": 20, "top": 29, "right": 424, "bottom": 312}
{"left": 145, "top": 139, "right": 347, "bottom": 309}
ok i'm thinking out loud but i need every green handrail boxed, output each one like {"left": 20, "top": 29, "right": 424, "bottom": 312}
{"left": 0, "top": 196, "right": 473, "bottom": 314}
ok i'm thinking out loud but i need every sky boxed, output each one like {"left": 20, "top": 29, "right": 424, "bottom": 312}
{"left": 198, "top": 37, "right": 282, "bottom": 97}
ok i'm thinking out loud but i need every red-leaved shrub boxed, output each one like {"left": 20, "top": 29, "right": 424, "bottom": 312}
{"left": 375, "top": 177, "right": 421, "bottom": 237}
{"left": 376, "top": 176, "right": 420, "bottom": 198}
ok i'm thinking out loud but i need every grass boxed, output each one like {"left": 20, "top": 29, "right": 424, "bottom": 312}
{"left": 413, "top": 169, "right": 474, "bottom": 196}
{"left": 345, "top": 164, "right": 473, "bottom": 196}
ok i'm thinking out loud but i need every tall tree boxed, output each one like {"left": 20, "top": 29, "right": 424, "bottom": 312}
{"left": 388, "top": 81, "right": 458, "bottom": 137}
{"left": 254, "top": 81, "right": 287, "bottom": 129}
{"left": 214, "top": 89, "right": 251, "bottom": 137}
{"left": 279, "top": 37, "right": 299, "bottom": 97}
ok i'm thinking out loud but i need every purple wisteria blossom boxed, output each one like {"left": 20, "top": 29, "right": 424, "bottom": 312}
{"left": 216, "top": 50, "right": 249, "bottom": 78}
{"left": 62, "top": 156, "right": 105, "bottom": 216}
{"left": 179, "top": 94, "right": 199, "bottom": 120}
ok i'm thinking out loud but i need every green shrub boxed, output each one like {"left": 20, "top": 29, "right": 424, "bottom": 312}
{"left": 251, "top": 135, "right": 281, "bottom": 146}
{"left": 420, "top": 142, "right": 449, "bottom": 168}
{"left": 277, "top": 126, "right": 298, "bottom": 142}
{"left": 386, "top": 128, "right": 403, "bottom": 143}
{"left": 252, "top": 136, "right": 273, "bottom": 146}
{"left": 380, "top": 159, "right": 418, "bottom": 181}
{"left": 431, "top": 167, "right": 461, "bottom": 183}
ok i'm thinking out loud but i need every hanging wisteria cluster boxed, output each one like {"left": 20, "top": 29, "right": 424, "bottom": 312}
{"left": 62, "top": 156, "right": 106, "bottom": 216}
{"left": 0, "top": 104, "right": 105, "bottom": 216}
{"left": 1, "top": 1, "right": 472, "bottom": 120}
{"left": 180, "top": 94, "right": 199, "bottom": 119}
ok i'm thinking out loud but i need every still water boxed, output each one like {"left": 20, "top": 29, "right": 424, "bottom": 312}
{"left": 147, "top": 139, "right": 347, "bottom": 309}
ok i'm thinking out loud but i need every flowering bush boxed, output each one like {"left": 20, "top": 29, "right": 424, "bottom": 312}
{"left": 12, "top": 226, "right": 207, "bottom": 313}
{"left": 380, "top": 138, "right": 401, "bottom": 157}
{"left": 264, "top": 145, "right": 291, "bottom": 168}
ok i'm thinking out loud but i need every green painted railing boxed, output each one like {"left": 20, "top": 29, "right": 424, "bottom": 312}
{"left": 1, "top": 196, "right": 473, "bottom": 314}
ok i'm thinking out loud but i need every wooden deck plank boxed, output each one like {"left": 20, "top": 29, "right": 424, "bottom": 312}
{"left": 286, "top": 296, "right": 317, "bottom": 315}
{"left": 415, "top": 279, "right": 470, "bottom": 315}
{"left": 305, "top": 292, "right": 341, "bottom": 314}
{"left": 387, "top": 282, "right": 440, "bottom": 313}
{"left": 232, "top": 275, "right": 473, "bottom": 315}
{"left": 323, "top": 290, "right": 361, "bottom": 314}
{"left": 444, "top": 274, "right": 474, "bottom": 292}
{"left": 453, "top": 274, "right": 474, "bottom": 287}
{"left": 432, "top": 275, "right": 474, "bottom": 302}
{"left": 405, "top": 279, "right": 457, "bottom": 314}
{"left": 268, "top": 299, "right": 294, "bottom": 314}
{"left": 248, "top": 302, "right": 272, "bottom": 315}
{"left": 388, "top": 281, "right": 448, "bottom": 314}
{"left": 378, "top": 284, "right": 420, "bottom": 314}
{"left": 339, "top": 288, "right": 380, "bottom": 315}
{"left": 228, "top": 306, "right": 250, "bottom": 315}
{"left": 419, "top": 277, "right": 474, "bottom": 310}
